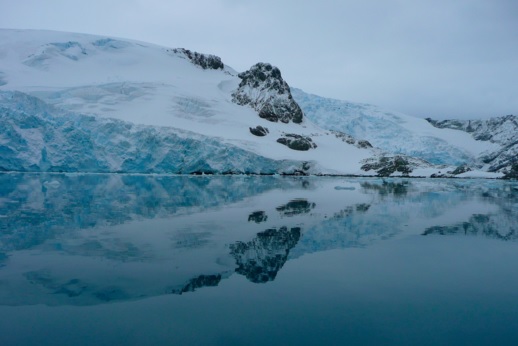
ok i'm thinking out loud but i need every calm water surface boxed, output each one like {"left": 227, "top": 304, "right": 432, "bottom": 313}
{"left": 0, "top": 174, "right": 517, "bottom": 345}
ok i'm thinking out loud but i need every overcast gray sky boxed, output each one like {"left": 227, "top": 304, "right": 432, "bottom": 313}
{"left": 1, "top": 0, "right": 517, "bottom": 119}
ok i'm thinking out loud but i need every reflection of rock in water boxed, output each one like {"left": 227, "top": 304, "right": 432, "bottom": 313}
{"left": 332, "top": 204, "right": 371, "bottom": 220}
{"left": 0, "top": 174, "right": 304, "bottom": 253}
{"left": 423, "top": 214, "right": 516, "bottom": 241}
{"left": 276, "top": 199, "right": 315, "bottom": 217}
{"left": 172, "top": 274, "right": 223, "bottom": 295}
{"left": 230, "top": 227, "right": 301, "bottom": 283}
{"left": 248, "top": 211, "right": 268, "bottom": 223}
{"left": 361, "top": 180, "right": 409, "bottom": 197}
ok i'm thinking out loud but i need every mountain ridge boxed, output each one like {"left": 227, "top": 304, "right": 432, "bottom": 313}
{"left": 0, "top": 29, "right": 512, "bottom": 178}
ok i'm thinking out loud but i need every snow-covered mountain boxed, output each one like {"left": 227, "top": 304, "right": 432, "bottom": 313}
{"left": 0, "top": 29, "right": 410, "bottom": 176}
{"left": 0, "top": 29, "right": 511, "bottom": 177}
{"left": 291, "top": 89, "right": 513, "bottom": 174}
{"left": 426, "top": 116, "right": 518, "bottom": 173}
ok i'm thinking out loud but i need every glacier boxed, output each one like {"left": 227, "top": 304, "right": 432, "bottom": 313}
{"left": 291, "top": 88, "right": 499, "bottom": 167}
{"left": 0, "top": 91, "right": 304, "bottom": 174}
{"left": 0, "top": 29, "right": 512, "bottom": 177}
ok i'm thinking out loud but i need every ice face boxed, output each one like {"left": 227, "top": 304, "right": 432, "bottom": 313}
{"left": 0, "top": 91, "right": 304, "bottom": 174}
{"left": 291, "top": 88, "right": 495, "bottom": 167}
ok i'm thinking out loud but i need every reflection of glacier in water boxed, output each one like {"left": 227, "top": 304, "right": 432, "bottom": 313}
{"left": 0, "top": 174, "right": 517, "bottom": 305}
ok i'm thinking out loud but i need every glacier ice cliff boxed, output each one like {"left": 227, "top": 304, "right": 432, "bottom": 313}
{"left": 0, "top": 91, "right": 305, "bottom": 174}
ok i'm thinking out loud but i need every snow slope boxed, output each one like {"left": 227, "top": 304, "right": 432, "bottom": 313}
{"left": 0, "top": 29, "right": 403, "bottom": 175}
{"left": 0, "top": 29, "right": 505, "bottom": 176}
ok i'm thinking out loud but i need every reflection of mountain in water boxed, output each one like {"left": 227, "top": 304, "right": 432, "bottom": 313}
{"left": 1, "top": 176, "right": 517, "bottom": 304}
{"left": 423, "top": 214, "right": 517, "bottom": 241}
{"left": 173, "top": 226, "right": 302, "bottom": 293}
{"left": 230, "top": 227, "right": 301, "bottom": 283}
{"left": 0, "top": 174, "right": 309, "bottom": 252}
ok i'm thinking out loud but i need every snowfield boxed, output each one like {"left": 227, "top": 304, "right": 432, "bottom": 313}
{"left": 0, "top": 29, "right": 511, "bottom": 177}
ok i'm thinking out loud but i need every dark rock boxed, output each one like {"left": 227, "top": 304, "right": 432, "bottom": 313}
{"left": 277, "top": 134, "right": 317, "bottom": 151}
{"left": 361, "top": 155, "right": 412, "bottom": 176}
{"left": 232, "top": 63, "right": 304, "bottom": 124}
{"left": 331, "top": 130, "right": 373, "bottom": 149}
{"left": 171, "top": 48, "right": 224, "bottom": 70}
{"left": 331, "top": 130, "right": 356, "bottom": 145}
{"left": 503, "top": 162, "right": 518, "bottom": 180}
{"left": 357, "top": 140, "right": 373, "bottom": 148}
{"left": 449, "top": 165, "right": 472, "bottom": 175}
{"left": 249, "top": 126, "right": 269, "bottom": 137}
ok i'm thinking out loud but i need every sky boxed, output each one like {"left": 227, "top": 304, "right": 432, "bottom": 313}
{"left": 1, "top": 0, "right": 517, "bottom": 119}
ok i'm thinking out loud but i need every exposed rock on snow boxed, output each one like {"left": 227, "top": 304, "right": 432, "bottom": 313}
{"left": 503, "top": 162, "right": 518, "bottom": 180}
{"left": 170, "top": 48, "right": 224, "bottom": 70}
{"left": 249, "top": 125, "right": 269, "bottom": 137}
{"left": 331, "top": 130, "right": 373, "bottom": 149}
{"left": 277, "top": 133, "right": 317, "bottom": 151}
{"left": 361, "top": 156, "right": 421, "bottom": 177}
{"left": 232, "top": 63, "right": 304, "bottom": 124}
{"left": 448, "top": 165, "right": 472, "bottom": 175}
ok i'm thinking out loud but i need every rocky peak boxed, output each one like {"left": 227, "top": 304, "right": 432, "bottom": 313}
{"left": 232, "top": 63, "right": 304, "bottom": 124}
{"left": 170, "top": 48, "right": 224, "bottom": 70}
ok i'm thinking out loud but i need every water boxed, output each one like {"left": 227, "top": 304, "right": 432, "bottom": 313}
{"left": 0, "top": 174, "right": 517, "bottom": 345}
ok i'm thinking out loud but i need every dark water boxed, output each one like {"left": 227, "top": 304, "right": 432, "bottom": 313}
{"left": 0, "top": 174, "right": 517, "bottom": 345}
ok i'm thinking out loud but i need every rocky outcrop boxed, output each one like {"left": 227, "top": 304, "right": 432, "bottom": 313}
{"left": 449, "top": 165, "right": 472, "bottom": 175}
{"left": 277, "top": 134, "right": 317, "bottom": 151}
{"left": 171, "top": 48, "right": 224, "bottom": 70}
{"left": 249, "top": 125, "right": 269, "bottom": 137}
{"left": 331, "top": 130, "right": 373, "bottom": 149}
{"left": 232, "top": 63, "right": 304, "bottom": 124}
{"left": 503, "top": 162, "right": 518, "bottom": 180}
{"left": 361, "top": 156, "right": 413, "bottom": 176}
